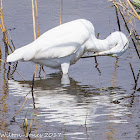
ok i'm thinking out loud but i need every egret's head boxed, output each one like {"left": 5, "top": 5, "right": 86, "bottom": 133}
{"left": 93, "top": 31, "right": 129, "bottom": 57}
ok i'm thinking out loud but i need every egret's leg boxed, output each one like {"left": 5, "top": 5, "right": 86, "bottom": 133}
{"left": 61, "top": 62, "right": 70, "bottom": 74}
{"left": 61, "top": 74, "right": 70, "bottom": 85}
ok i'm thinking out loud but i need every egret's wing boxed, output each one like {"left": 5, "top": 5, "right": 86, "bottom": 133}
{"left": 34, "top": 37, "right": 87, "bottom": 60}
{"left": 7, "top": 19, "right": 92, "bottom": 62}
{"left": 35, "top": 43, "right": 81, "bottom": 59}
{"left": 32, "top": 21, "right": 90, "bottom": 59}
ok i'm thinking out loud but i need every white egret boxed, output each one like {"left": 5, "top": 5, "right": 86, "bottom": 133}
{"left": 7, "top": 19, "right": 129, "bottom": 74}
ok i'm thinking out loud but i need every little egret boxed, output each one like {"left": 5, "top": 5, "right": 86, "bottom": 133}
{"left": 7, "top": 19, "right": 129, "bottom": 74}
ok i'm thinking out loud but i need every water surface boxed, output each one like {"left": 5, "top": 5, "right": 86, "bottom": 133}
{"left": 0, "top": 0, "right": 140, "bottom": 140}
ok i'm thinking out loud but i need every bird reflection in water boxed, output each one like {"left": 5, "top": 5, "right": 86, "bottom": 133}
{"left": 8, "top": 73, "right": 129, "bottom": 127}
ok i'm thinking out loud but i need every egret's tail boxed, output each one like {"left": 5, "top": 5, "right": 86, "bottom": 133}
{"left": 7, "top": 48, "right": 24, "bottom": 62}
{"left": 7, "top": 45, "right": 35, "bottom": 62}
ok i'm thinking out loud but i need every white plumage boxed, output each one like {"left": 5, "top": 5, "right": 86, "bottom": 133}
{"left": 7, "top": 19, "right": 129, "bottom": 74}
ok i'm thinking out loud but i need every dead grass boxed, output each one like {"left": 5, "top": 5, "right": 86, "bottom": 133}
{"left": 109, "top": 0, "right": 140, "bottom": 59}
{"left": 0, "top": 0, "right": 15, "bottom": 56}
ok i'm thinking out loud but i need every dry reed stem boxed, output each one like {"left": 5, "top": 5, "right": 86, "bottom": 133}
{"left": 3, "top": 33, "right": 14, "bottom": 52}
{"left": 0, "top": 43, "right": 1, "bottom": 56}
{"left": 32, "top": 0, "right": 38, "bottom": 78}
{"left": 0, "top": 5, "right": 15, "bottom": 53}
{"left": 129, "top": 63, "right": 140, "bottom": 90}
{"left": 32, "top": 0, "right": 36, "bottom": 40}
{"left": 126, "top": 0, "right": 140, "bottom": 21}
{"left": 29, "top": 114, "right": 34, "bottom": 135}
{"left": 4, "top": 25, "right": 15, "bottom": 49}
{"left": 32, "top": 0, "right": 46, "bottom": 78}
{"left": 0, "top": 28, "right": 12, "bottom": 54}
{"left": 0, "top": 9, "right": 5, "bottom": 31}
{"left": 1, "top": 0, "right": 2, "bottom": 9}
{"left": 41, "top": 65, "right": 46, "bottom": 75}
{"left": 9, "top": 61, "right": 18, "bottom": 76}
{"left": 34, "top": 0, "right": 46, "bottom": 77}
{"left": 117, "top": 6, "right": 140, "bottom": 59}
{"left": 0, "top": 36, "right": 1, "bottom": 56}
{"left": 0, "top": 58, "right": 25, "bottom": 80}
{"left": 129, "top": 63, "right": 136, "bottom": 82}
{"left": 24, "top": 118, "right": 28, "bottom": 137}
{"left": 13, "top": 98, "right": 28, "bottom": 118}
{"left": 117, "top": 6, "right": 140, "bottom": 58}
{"left": 34, "top": 64, "right": 38, "bottom": 79}
{"left": 28, "top": 112, "right": 38, "bottom": 136}
{"left": 0, "top": 1, "right": 15, "bottom": 51}
{"left": 60, "top": 0, "right": 63, "bottom": 24}
{"left": 35, "top": 0, "right": 39, "bottom": 37}
{"left": 116, "top": 5, "right": 136, "bottom": 33}
{"left": 114, "top": 1, "right": 121, "bottom": 31}
{"left": 29, "top": 119, "right": 33, "bottom": 135}
{"left": 111, "top": 0, "right": 140, "bottom": 59}
{"left": 112, "top": 1, "right": 139, "bottom": 20}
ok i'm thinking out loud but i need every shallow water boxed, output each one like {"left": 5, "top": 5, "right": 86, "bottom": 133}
{"left": 0, "top": 0, "right": 140, "bottom": 140}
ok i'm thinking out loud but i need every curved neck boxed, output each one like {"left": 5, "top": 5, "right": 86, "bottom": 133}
{"left": 86, "top": 34, "right": 117, "bottom": 52}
